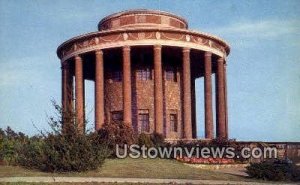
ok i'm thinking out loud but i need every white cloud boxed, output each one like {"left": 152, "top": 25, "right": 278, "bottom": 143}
{"left": 210, "top": 19, "right": 300, "bottom": 39}
{"left": 200, "top": 19, "right": 300, "bottom": 49}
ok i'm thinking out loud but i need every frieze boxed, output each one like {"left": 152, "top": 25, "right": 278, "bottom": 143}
{"left": 161, "top": 32, "right": 185, "bottom": 41}
{"left": 128, "top": 32, "right": 154, "bottom": 40}
{"left": 59, "top": 30, "right": 228, "bottom": 61}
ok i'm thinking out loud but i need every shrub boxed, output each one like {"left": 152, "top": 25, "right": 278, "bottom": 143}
{"left": 291, "top": 165, "right": 300, "bottom": 181}
{"left": 138, "top": 133, "right": 153, "bottom": 148}
{"left": 42, "top": 133, "right": 108, "bottom": 172}
{"left": 0, "top": 127, "right": 28, "bottom": 165}
{"left": 18, "top": 133, "right": 109, "bottom": 172}
{"left": 17, "top": 101, "right": 110, "bottom": 172}
{"left": 17, "top": 137, "right": 45, "bottom": 169}
{"left": 150, "top": 132, "right": 165, "bottom": 147}
{"left": 97, "top": 121, "right": 136, "bottom": 151}
{"left": 0, "top": 138, "right": 16, "bottom": 165}
{"left": 246, "top": 159, "right": 300, "bottom": 181}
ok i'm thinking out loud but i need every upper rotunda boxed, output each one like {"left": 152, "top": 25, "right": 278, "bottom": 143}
{"left": 98, "top": 9, "right": 188, "bottom": 31}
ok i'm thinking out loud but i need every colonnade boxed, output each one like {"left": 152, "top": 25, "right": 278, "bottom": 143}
{"left": 61, "top": 46, "right": 228, "bottom": 139}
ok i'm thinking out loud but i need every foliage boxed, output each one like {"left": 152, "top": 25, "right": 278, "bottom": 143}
{"left": 246, "top": 159, "right": 300, "bottom": 181}
{"left": 17, "top": 132, "right": 110, "bottom": 172}
{"left": 138, "top": 133, "right": 153, "bottom": 148}
{"left": 97, "top": 121, "right": 136, "bottom": 152}
{"left": 0, "top": 127, "right": 28, "bottom": 165}
{"left": 6, "top": 101, "right": 110, "bottom": 172}
{"left": 150, "top": 132, "right": 165, "bottom": 147}
{"left": 136, "top": 132, "right": 166, "bottom": 148}
{"left": 17, "top": 137, "right": 45, "bottom": 169}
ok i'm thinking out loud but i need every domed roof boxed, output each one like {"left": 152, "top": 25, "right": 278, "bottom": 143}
{"left": 98, "top": 9, "right": 188, "bottom": 31}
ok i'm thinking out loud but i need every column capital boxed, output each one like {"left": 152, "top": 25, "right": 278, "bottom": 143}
{"left": 217, "top": 57, "right": 225, "bottom": 63}
{"left": 61, "top": 61, "right": 69, "bottom": 69}
{"left": 75, "top": 55, "right": 82, "bottom": 61}
{"left": 95, "top": 50, "right": 103, "bottom": 55}
{"left": 182, "top": 47, "right": 190, "bottom": 52}
{"left": 123, "top": 45, "right": 131, "bottom": 51}
{"left": 154, "top": 45, "right": 162, "bottom": 50}
{"left": 204, "top": 51, "right": 212, "bottom": 57}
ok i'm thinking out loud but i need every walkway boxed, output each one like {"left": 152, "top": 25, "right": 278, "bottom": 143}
{"left": 0, "top": 177, "right": 297, "bottom": 184}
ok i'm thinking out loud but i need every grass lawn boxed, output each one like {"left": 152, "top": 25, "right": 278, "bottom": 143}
{"left": 0, "top": 158, "right": 250, "bottom": 181}
{"left": 0, "top": 183, "right": 153, "bottom": 185}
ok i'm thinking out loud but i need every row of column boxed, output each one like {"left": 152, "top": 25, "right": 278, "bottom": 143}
{"left": 204, "top": 53, "right": 228, "bottom": 139}
{"left": 61, "top": 46, "right": 228, "bottom": 139}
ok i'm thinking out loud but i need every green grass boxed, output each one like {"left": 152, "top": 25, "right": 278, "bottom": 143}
{"left": 0, "top": 158, "right": 247, "bottom": 181}
{"left": 96, "top": 158, "right": 244, "bottom": 180}
{"left": 0, "top": 183, "right": 152, "bottom": 185}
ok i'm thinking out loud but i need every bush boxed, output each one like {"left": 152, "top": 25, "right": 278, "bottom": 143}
{"left": 0, "top": 127, "right": 28, "bottom": 165}
{"left": 17, "top": 137, "right": 45, "bottom": 169}
{"left": 150, "top": 132, "right": 165, "bottom": 147}
{"left": 18, "top": 133, "right": 109, "bottom": 172}
{"left": 97, "top": 121, "right": 136, "bottom": 152}
{"left": 246, "top": 159, "right": 300, "bottom": 181}
{"left": 17, "top": 101, "right": 110, "bottom": 172}
{"left": 138, "top": 133, "right": 153, "bottom": 148}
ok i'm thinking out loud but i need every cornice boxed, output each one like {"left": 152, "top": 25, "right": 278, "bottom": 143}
{"left": 57, "top": 27, "right": 230, "bottom": 59}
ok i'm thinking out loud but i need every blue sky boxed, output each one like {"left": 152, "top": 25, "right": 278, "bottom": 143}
{"left": 0, "top": 0, "right": 299, "bottom": 141}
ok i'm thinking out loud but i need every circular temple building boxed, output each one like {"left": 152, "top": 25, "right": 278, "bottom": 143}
{"left": 57, "top": 9, "right": 230, "bottom": 140}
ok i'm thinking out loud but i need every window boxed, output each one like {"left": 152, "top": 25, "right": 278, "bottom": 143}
{"left": 136, "top": 68, "right": 151, "bottom": 81}
{"left": 111, "top": 111, "right": 123, "bottom": 122}
{"left": 170, "top": 114, "right": 178, "bottom": 132}
{"left": 165, "top": 67, "right": 177, "bottom": 82}
{"left": 111, "top": 71, "right": 122, "bottom": 82}
{"left": 138, "top": 110, "right": 149, "bottom": 132}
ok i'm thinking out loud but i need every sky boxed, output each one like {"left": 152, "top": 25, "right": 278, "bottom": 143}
{"left": 0, "top": 0, "right": 299, "bottom": 141}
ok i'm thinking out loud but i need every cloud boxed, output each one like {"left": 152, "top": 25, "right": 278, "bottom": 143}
{"left": 201, "top": 19, "right": 300, "bottom": 49}
{"left": 211, "top": 19, "right": 300, "bottom": 39}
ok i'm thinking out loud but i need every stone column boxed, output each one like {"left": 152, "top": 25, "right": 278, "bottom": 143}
{"left": 216, "top": 57, "right": 226, "bottom": 139}
{"left": 224, "top": 63, "right": 228, "bottom": 139}
{"left": 95, "top": 50, "right": 104, "bottom": 130}
{"left": 191, "top": 77, "right": 197, "bottom": 138}
{"left": 62, "top": 63, "right": 68, "bottom": 116}
{"left": 154, "top": 45, "right": 164, "bottom": 134}
{"left": 62, "top": 62, "right": 69, "bottom": 133}
{"left": 182, "top": 48, "right": 192, "bottom": 139}
{"left": 66, "top": 66, "right": 73, "bottom": 117}
{"left": 75, "top": 55, "right": 85, "bottom": 132}
{"left": 123, "top": 46, "right": 132, "bottom": 126}
{"left": 63, "top": 62, "right": 74, "bottom": 119}
{"left": 204, "top": 52, "right": 214, "bottom": 139}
